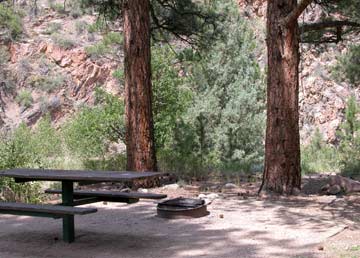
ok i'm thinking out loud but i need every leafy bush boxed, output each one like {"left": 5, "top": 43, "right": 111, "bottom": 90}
{"left": 301, "top": 129, "right": 341, "bottom": 174}
{"left": 28, "top": 74, "right": 66, "bottom": 92}
{"left": 333, "top": 45, "right": 360, "bottom": 86}
{"left": 85, "top": 32, "right": 123, "bottom": 60}
{"left": 87, "top": 19, "right": 107, "bottom": 33}
{"left": 112, "top": 69, "right": 124, "bottom": 85}
{"left": 0, "top": 119, "right": 61, "bottom": 203}
{"left": 52, "top": 33, "right": 77, "bottom": 49}
{"left": 16, "top": 89, "right": 33, "bottom": 108}
{"left": 0, "top": 4, "right": 23, "bottom": 41}
{"left": 74, "top": 20, "right": 88, "bottom": 35}
{"left": 49, "top": 1, "right": 66, "bottom": 14}
{"left": 43, "top": 22, "right": 62, "bottom": 35}
{"left": 63, "top": 88, "right": 125, "bottom": 158}
{"left": 152, "top": 45, "right": 192, "bottom": 149}
{"left": 338, "top": 95, "right": 360, "bottom": 177}
{"left": 155, "top": 2, "right": 266, "bottom": 178}
{"left": 0, "top": 46, "right": 9, "bottom": 66}
{"left": 68, "top": 0, "right": 83, "bottom": 18}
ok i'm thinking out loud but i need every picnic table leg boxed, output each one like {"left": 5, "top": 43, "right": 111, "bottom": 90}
{"left": 62, "top": 180, "right": 75, "bottom": 243}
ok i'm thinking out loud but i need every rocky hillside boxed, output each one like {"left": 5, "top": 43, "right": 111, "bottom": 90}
{"left": 0, "top": 2, "right": 120, "bottom": 130}
{"left": 0, "top": 0, "right": 359, "bottom": 145}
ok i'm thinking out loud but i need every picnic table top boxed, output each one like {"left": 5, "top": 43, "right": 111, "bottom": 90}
{"left": 0, "top": 168, "right": 166, "bottom": 183}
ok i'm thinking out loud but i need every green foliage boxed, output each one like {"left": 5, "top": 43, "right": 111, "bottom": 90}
{"left": 63, "top": 88, "right": 125, "bottom": 158}
{"left": 43, "top": 22, "right": 62, "bottom": 35}
{"left": 0, "top": 3, "right": 23, "bottom": 41}
{"left": 301, "top": 128, "right": 340, "bottom": 174}
{"left": 186, "top": 15, "right": 265, "bottom": 172}
{"left": 333, "top": 45, "right": 360, "bottom": 86}
{"left": 68, "top": 0, "right": 84, "bottom": 18}
{"left": 16, "top": 89, "right": 33, "bottom": 108}
{"left": 48, "top": 0, "right": 66, "bottom": 14}
{"left": 80, "top": 0, "right": 220, "bottom": 48}
{"left": 0, "top": 118, "right": 62, "bottom": 202}
{"left": 85, "top": 32, "right": 123, "bottom": 60}
{"left": 87, "top": 19, "right": 107, "bottom": 33}
{"left": 51, "top": 33, "right": 77, "bottom": 49}
{"left": 0, "top": 46, "right": 9, "bottom": 66}
{"left": 337, "top": 95, "right": 360, "bottom": 177}
{"left": 0, "top": 46, "right": 15, "bottom": 92}
{"left": 112, "top": 69, "right": 124, "bottom": 85}
{"left": 155, "top": 3, "right": 265, "bottom": 177}
{"left": 152, "top": 45, "right": 192, "bottom": 149}
{"left": 323, "top": 0, "right": 360, "bottom": 23}
{"left": 74, "top": 20, "right": 88, "bottom": 35}
{"left": 28, "top": 74, "right": 66, "bottom": 92}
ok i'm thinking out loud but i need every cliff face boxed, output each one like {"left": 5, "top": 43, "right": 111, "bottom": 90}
{"left": 238, "top": 0, "right": 360, "bottom": 144}
{"left": 0, "top": 5, "right": 120, "bottom": 130}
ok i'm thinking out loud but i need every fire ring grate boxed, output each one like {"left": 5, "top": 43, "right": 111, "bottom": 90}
{"left": 157, "top": 197, "right": 209, "bottom": 219}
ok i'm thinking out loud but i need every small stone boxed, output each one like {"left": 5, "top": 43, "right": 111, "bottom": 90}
{"left": 318, "top": 246, "right": 324, "bottom": 251}
{"left": 138, "top": 188, "right": 148, "bottom": 193}
{"left": 198, "top": 194, "right": 206, "bottom": 199}
{"left": 184, "top": 185, "right": 200, "bottom": 191}
{"left": 219, "top": 214, "right": 224, "bottom": 219}
{"left": 163, "top": 183, "right": 180, "bottom": 190}
{"left": 206, "top": 193, "right": 219, "bottom": 200}
{"left": 223, "top": 183, "right": 238, "bottom": 189}
{"left": 103, "top": 202, "right": 108, "bottom": 205}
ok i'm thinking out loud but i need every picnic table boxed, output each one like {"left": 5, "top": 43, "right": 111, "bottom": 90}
{"left": 0, "top": 168, "right": 167, "bottom": 243}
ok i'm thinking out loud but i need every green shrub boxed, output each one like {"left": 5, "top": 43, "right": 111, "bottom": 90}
{"left": 87, "top": 19, "right": 107, "bottom": 33}
{"left": 63, "top": 88, "right": 125, "bottom": 158}
{"left": 16, "top": 89, "right": 33, "bottom": 108}
{"left": 28, "top": 74, "right": 66, "bottom": 92}
{"left": 153, "top": 2, "right": 266, "bottom": 178}
{"left": 52, "top": 33, "right": 77, "bottom": 49}
{"left": 301, "top": 128, "right": 341, "bottom": 174}
{"left": 0, "top": 118, "right": 63, "bottom": 202}
{"left": 0, "top": 4, "right": 23, "bottom": 41}
{"left": 49, "top": 2, "right": 66, "bottom": 14}
{"left": 333, "top": 45, "right": 360, "bottom": 86}
{"left": 0, "top": 46, "right": 9, "bottom": 66}
{"left": 338, "top": 95, "right": 360, "bottom": 177}
{"left": 74, "top": 20, "right": 88, "bottom": 35}
{"left": 85, "top": 32, "right": 123, "bottom": 59}
{"left": 112, "top": 69, "right": 124, "bottom": 85}
{"left": 43, "top": 22, "right": 62, "bottom": 35}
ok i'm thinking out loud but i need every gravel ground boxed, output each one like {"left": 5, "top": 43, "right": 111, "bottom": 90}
{"left": 0, "top": 190, "right": 358, "bottom": 258}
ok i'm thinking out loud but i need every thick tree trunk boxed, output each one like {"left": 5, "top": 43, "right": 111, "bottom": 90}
{"left": 262, "top": 0, "right": 301, "bottom": 194}
{"left": 124, "top": 0, "right": 157, "bottom": 172}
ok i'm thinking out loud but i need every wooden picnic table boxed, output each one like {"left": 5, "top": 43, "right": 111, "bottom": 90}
{"left": 0, "top": 168, "right": 166, "bottom": 243}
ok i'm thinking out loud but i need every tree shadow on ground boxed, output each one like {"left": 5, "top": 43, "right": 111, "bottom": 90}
{"left": 0, "top": 197, "right": 334, "bottom": 258}
{"left": 0, "top": 194, "right": 358, "bottom": 258}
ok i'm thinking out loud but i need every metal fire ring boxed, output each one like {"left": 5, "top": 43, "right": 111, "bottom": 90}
{"left": 157, "top": 197, "right": 209, "bottom": 219}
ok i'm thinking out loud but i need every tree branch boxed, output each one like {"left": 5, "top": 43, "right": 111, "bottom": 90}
{"left": 300, "top": 20, "right": 360, "bottom": 33}
{"left": 284, "top": 0, "right": 314, "bottom": 25}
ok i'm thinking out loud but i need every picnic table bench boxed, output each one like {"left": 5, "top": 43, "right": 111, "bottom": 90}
{"left": 0, "top": 168, "right": 167, "bottom": 243}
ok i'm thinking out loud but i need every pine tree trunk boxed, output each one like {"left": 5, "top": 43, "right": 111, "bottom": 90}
{"left": 124, "top": 0, "right": 157, "bottom": 172}
{"left": 262, "top": 0, "right": 301, "bottom": 194}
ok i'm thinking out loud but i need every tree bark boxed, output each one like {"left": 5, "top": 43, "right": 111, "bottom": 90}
{"left": 262, "top": 0, "right": 301, "bottom": 194}
{"left": 124, "top": 0, "right": 157, "bottom": 172}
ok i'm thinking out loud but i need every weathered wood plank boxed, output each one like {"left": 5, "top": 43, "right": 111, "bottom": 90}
{"left": 0, "top": 202, "right": 97, "bottom": 215}
{"left": 0, "top": 169, "right": 166, "bottom": 183}
{"left": 45, "top": 189, "right": 167, "bottom": 200}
